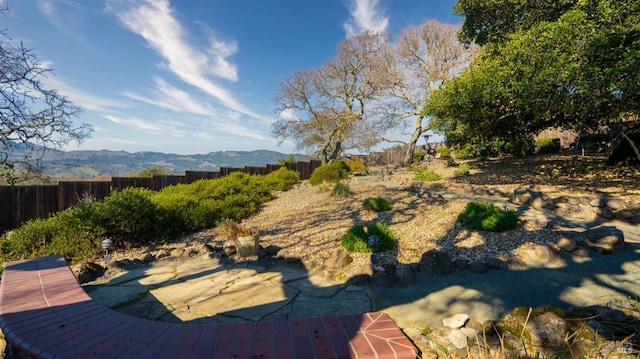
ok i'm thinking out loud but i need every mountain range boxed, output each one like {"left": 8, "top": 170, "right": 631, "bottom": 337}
{"left": 33, "top": 148, "right": 309, "bottom": 180}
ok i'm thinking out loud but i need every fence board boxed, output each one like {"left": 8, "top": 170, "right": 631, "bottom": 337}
{"left": 150, "top": 175, "right": 186, "bottom": 191}
{"left": 58, "top": 182, "right": 111, "bottom": 211}
{"left": 185, "top": 171, "right": 220, "bottom": 182}
{"left": 111, "top": 177, "right": 152, "bottom": 191}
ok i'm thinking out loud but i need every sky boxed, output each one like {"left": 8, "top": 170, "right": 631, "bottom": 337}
{"left": 4, "top": 0, "right": 459, "bottom": 155}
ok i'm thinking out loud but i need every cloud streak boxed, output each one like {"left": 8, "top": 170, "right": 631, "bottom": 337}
{"left": 344, "top": 0, "right": 389, "bottom": 37}
{"left": 124, "top": 77, "right": 217, "bottom": 116}
{"left": 106, "top": 0, "right": 268, "bottom": 121}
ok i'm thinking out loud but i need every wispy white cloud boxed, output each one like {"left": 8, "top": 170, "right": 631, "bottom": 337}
{"left": 36, "top": 0, "right": 94, "bottom": 48}
{"left": 106, "top": 0, "right": 269, "bottom": 121}
{"left": 43, "top": 72, "right": 127, "bottom": 112}
{"left": 104, "top": 114, "right": 188, "bottom": 137}
{"left": 343, "top": 0, "right": 389, "bottom": 37}
{"left": 124, "top": 77, "right": 217, "bottom": 116}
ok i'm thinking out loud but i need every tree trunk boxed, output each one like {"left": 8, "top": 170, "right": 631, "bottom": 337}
{"left": 403, "top": 126, "right": 425, "bottom": 165}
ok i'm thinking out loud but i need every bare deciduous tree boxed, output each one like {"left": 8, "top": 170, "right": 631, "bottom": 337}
{"left": 1, "top": 6, "right": 92, "bottom": 184}
{"left": 272, "top": 31, "right": 393, "bottom": 163}
{"left": 386, "top": 20, "right": 476, "bottom": 164}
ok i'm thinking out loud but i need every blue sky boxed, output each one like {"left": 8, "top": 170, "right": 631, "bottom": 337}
{"left": 4, "top": 0, "right": 459, "bottom": 155}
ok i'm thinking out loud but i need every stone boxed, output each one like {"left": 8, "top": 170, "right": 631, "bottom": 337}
{"left": 371, "top": 272, "right": 394, "bottom": 287}
{"left": 483, "top": 257, "right": 507, "bottom": 270}
{"left": 630, "top": 215, "right": 640, "bottom": 224}
{"left": 323, "top": 248, "right": 351, "bottom": 269}
{"left": 606, "top": 198, "right": 627, "bottom": 210}
{"left": 614, "top": 210, "right": 633, "bottom": 220}
{"left": 516, "top": 244, "right": 560, "bottom": 264}
{"left": 443, "top": 313, "right": 469, "bottom": 329}
{"left": 511, "top": 188, "right": 532, "bottom": 205}
{"left": 265, "top": 245, "right": 280, "bottom": 256}
{"left": 223, "top": 246, "right": 236, "bottom": 257}
{"left": 527, "top": 312, "right": 567, "bottom": 349}
{"left": 597, "top": 207, "right": 614, "bottom": 220}
{"left": 573, "top": 247, "right": 590, "bottom": 257}
{"left": 531, "top": 196, "right": 544, "bottom": 210}
{"left": 170, "top": 248, "right": 185, "bottom": 257}
{"left": 393, "top": 266, "right": 416, "bottom": 285}
{"left": 590, "top": 198, "right": 607, "bottom": 207}
{"left": 556, "top": 237, "right": 577, "bottom": 252}
{"left": 583, "top": 226, "right": 625, "bottom": 252}
{"left": 447, "top": 329, "right": 468, "bottom": 349}
{"left": 419, "top": 250, "right": 455, "bottom": 275}
{"left": 75, "top": 262, "right": 104, "bottom": 284}
{"left": 467, "top": 261, "right": 488, "bottom": 274}
{"left": 140, "top": 252, "right": 155, "bottom": 263}
{"left": 154, "top": 249, "right": 171, "bottom": 260}
{"left": 453, "top": 258, "right": 468, "bottom": 271}
{"left": 459, "top": 327, "right": 478, "bottom": 339}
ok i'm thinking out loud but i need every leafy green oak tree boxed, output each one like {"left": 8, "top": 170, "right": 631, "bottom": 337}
{"left": 428, "top": 0, "right": 640, "bottom": 156}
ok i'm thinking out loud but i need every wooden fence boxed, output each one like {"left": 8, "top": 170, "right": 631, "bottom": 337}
{"left": 0, "top": 160, "right": 321, "bottom": 233}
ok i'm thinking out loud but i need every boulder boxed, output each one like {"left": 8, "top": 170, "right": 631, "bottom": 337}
{"left": 443, "top": 314, "right": 469, "bottom": 329}
{"left": 556, "top": 237, "right": 577, "bottom": 252}
{"left": 583, "top": 226, "right": 625, "bottom": 252}
{"left": 323, "top": 248, "right": 352, "bottom": 269}
{"left": 606, "top": 198, "right": 627, "bottom": 210}
{"left": 419, "top": 250, "right": 455, "bottom": 275}
{"left": 393, "top": 265, "right": 416, "bottom": 285}
{"left": 371, "top": 271, "right": 394, "bottom": 287}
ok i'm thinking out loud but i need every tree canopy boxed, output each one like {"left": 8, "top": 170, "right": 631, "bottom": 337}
{"left": 1, "top": 6, "right": 92, "bottom": 183}
{"left": 428, "top": 0, "right": 640, "bottom": 154}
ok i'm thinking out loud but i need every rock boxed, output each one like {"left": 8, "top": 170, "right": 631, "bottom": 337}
{"left": 531, "top": 196, "right": 544, "bottom": 210}
{"left": 75, "top": 262, "right": 104, "bottom": 284}
{"left": 264, "top": 245, "right": 280, "bottom": 256}
{"left": 556, "top": 236, "right": 577, "bottom": 252}
{"left": 614, "top": 210, "right": 633, "bottom": 220}
{"left": 443, "top": 313, "right": 469, "bottom": 329}
{"left": 140, "top": 252, "right": 155, "bottom": 263}
{"left": 590, "top": 198, "right": 607, "bottom": 207}
{"left": 630, "top": 215, "right": 640, "bottom": 224}
{"left": 170, "top": 248, "right": 185, "bottom": 257}
{"left": 154, "top": 249, "right": 170, "bottom": 260}
{"left": 572, "top": 247, "right": 590, "bottom": 257}
{"left": 483, "top": 257, "right": 507, "bottom": 270}
{"left": 199, "top": 243, "right": 215, "bottom": 254}
{"left": 323, "top": 248, "right": 352, "bottom": 269}
{"left": 223, "top": 246, "right": 236, "bottom": 257}
{"left": 393, "top": 266, "right": 416, "bottom": 285}
{"left": 583, "top": 226, "right": 625, "bottom": 252}
{"left": 459, "top": 327, "right": 477, "bottom": 339}
{"left": 597, "top": 207, "right": 614, "bottom": 220}
{"left": 516, "top": 244, "right": 560, "bottom": 264}
{"left": 419, "top": 250, "right": 455, "bottom": 275}
{"left": 527, "top": 312, "right": 567, "bottom": 349}
{"left": 511, "top": 188, "right": 533, "bottom": 205}
{"left": 453, "top": 258, "right": 468, "bottom": 271}
{"left": 371, "top": 271, "right": 394, "bottom": 287}
{"left": 606, "top": 198, "right": 627, "bottom": 210}
{"left": 467, "top": 261, "right": 488, "bottom": 274}
{"left": 447, "top": 329, "right": 468, "bottom": 349}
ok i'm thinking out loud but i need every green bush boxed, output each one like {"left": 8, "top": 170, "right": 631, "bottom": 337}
{"left": 454, "top": 163, "right": 472, "bottom": 176}
{"left": 362, "top": 197, "right": 392, "bottom": 212}
{"left": 580, "top": 134, "right": 611, "bottom": 153}
{"left": 343, "top": 158, "right": 367, "bottom": 174}
{"left": 457, "top": 202, "right": 518, "bottom": 232}
{"left": 535, "top": 138, "right": 561, "bottom": 154}
{"left": 263, "top": 167, "right": 300, "bottom": 191}
{"left": 436, "top": 147, "right": 451, "bottom": 158}
{"left": 309, "top": 161, "right": 351, "bottom": 185}
{"left": 331, "top": 183, "right": 353, "bottom": 197}
{"left": 91, "top": 187, "right": 171, "bottom": 246}
{"left": 503, "top": 137, "right": 534, "bottom": 156}
{"left": 413, "top": 168, "right": 442, "bottom": 182}
{"left": 341, "top": 223, "right": 397, "bottom": 252}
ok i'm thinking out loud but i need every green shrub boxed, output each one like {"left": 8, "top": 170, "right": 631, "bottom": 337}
{"left": 91, "top": 187, "right": 170, "bottom": 246}
{"left": 535, "top": 138, "right": 561, "bottom": 154}
{"left": 343, "top": 158, "right": 367, "bottom": 174}
{"left": 436, "top": 147, "right": 451, "bottom": 158}
{"left": 580, "top": 133, "right": 611, "bottom": 153}
{"left": 412, "top": 151, "right": 426, "bottom": 163}
{"left": 263, "top": 167, "right": 300, "bottom": 191}
{"left": 503, "top": 137, "right": 534, "bottom": 156}
{"left": 457, "top": 202, "right": 518, "bottom": 232}
{"left": 454, "top": 163, "right": 472, "bottom": 176}
{"left": 331, "top": 183, "right": 353, "bottom": 197}
{"left": 309, "top": 161, "right": 351, "bottom": 185}
{"left": 362, "top": 197, "right": 392, "bottom": 212}
{"left": 341, "top": 223, "right": 397, "bottom": 252}
{"left": 413, "top": 168, "right": 442, "bottom": 182}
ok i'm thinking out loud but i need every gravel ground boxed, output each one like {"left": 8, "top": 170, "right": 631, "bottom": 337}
{"left": 102, "top": 153, "right": 639, "bottom": 279}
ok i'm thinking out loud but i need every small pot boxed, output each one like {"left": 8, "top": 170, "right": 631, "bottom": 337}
{"left": 236, "top": 235, "right": 258, "bottom": 257}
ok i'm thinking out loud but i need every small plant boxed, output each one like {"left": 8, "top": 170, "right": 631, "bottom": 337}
{"left": 362, "top": 197, "right": 392, "bottom": 212}
{"left": 216, "top": 219, "right": 256, "bottom": 239}
{"left": 457, "top": 202, "right": 518, "bottom": 232}
{"left": 341, "top": 223, "right": 397, "bottom": 252}
{"left": 343, "top": 158, "right": 367, "bottom": 174}
{"left": 435, "top": 147, "right": 451, "bottom": 158}
{"left": 454, "top": 163, "right": 472, "bottom": 176}
{"left": 413, "top": 167, "right": 442, "bottom": 182}
{"left": 535, "top": 138, "right": 561, "bottom": 154}
{"left": 331, "top": 183, "right": 353, "bottom": 197}
{"left": 309, "top": 161, "right": 351, "bottom": 185}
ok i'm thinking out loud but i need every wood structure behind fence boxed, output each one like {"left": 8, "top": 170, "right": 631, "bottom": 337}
{"left": 0, "top": 160, "right": 322, "bottom": 233}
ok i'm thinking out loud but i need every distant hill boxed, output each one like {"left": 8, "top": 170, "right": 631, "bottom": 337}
{"left": 32, "top": 148, "right": 309, "bottom": 179}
